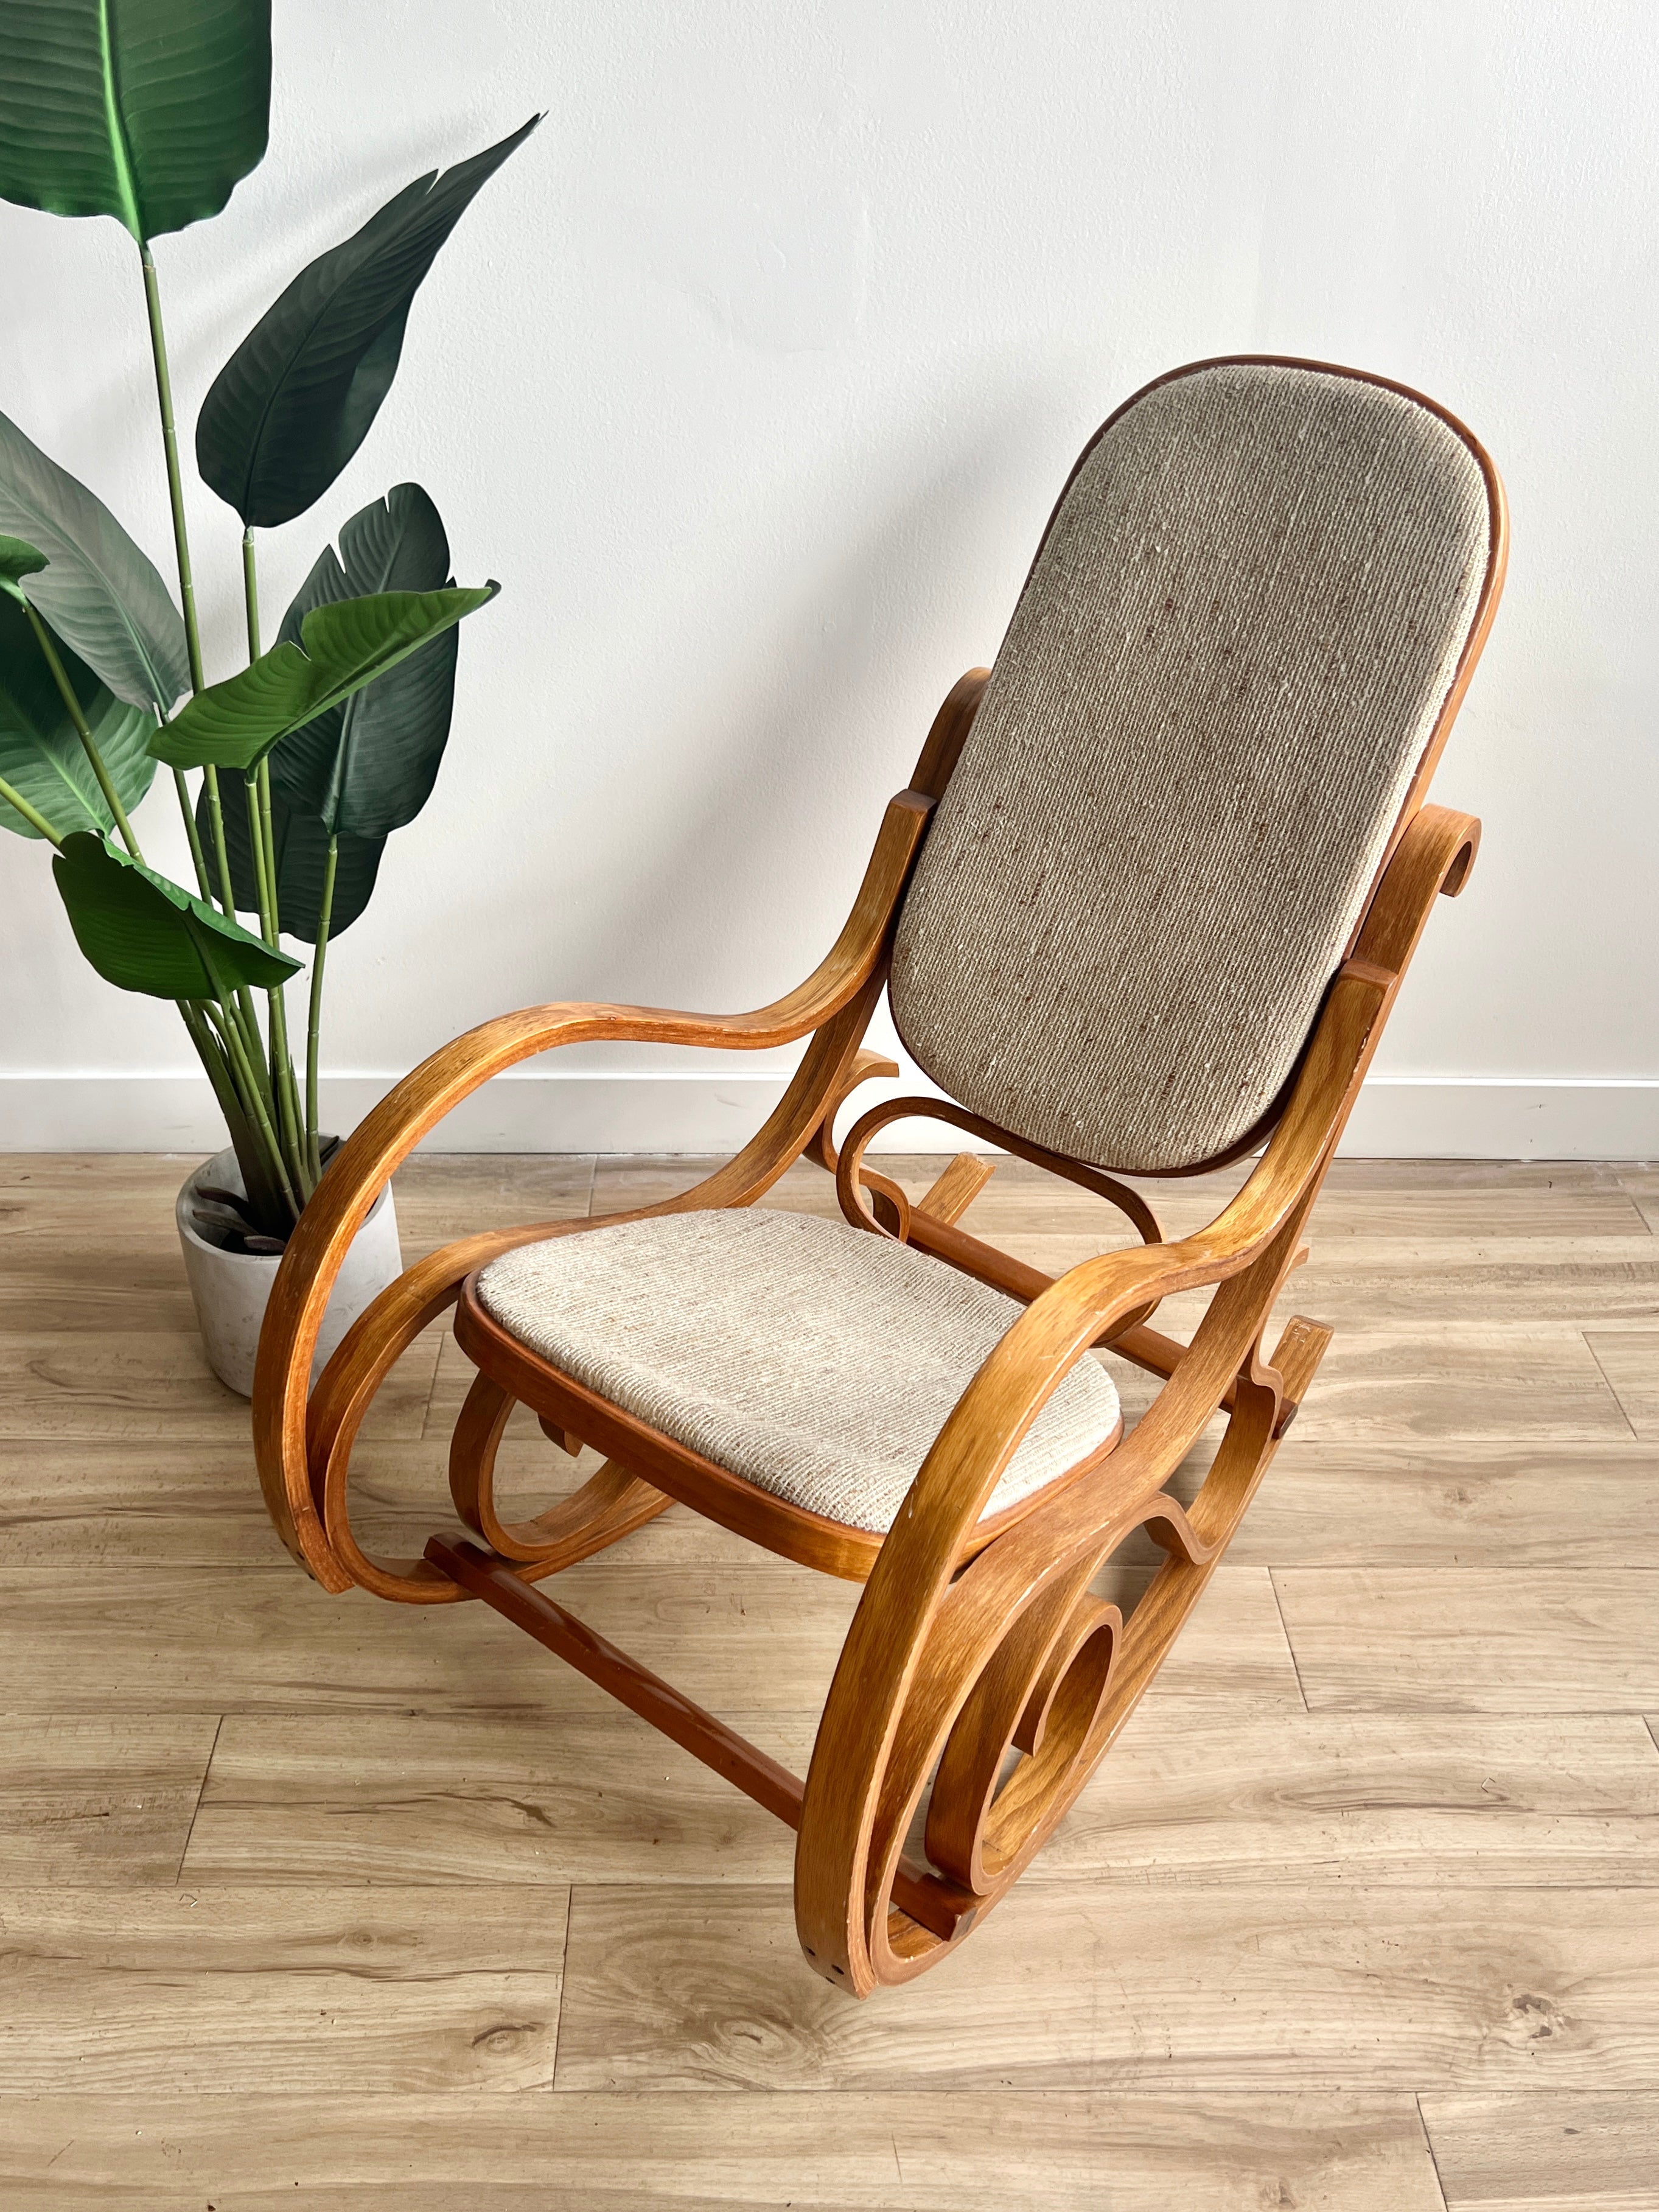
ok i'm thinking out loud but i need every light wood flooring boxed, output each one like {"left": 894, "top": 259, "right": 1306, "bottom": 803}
{"left": 1, "top": 1149, "right": 1657, "bottom": 2207}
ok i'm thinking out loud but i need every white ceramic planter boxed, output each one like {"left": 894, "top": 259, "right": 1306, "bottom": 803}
{"left": 175, "top": 1146, "right": 402, "bottom": 1398}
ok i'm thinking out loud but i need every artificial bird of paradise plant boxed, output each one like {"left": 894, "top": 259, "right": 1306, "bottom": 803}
{"left": 0, "top": 0, "right": 539, "bottom": 1248}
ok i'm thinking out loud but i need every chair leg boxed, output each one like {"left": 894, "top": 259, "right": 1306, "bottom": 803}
{"left": 424, "top": 1533, "right": 980, "bottom": 1944}
{"left": 448, "top": 1368, "right": 674, "bottom": 1568}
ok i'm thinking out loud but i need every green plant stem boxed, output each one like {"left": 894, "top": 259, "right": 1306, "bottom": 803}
{"left": 191, "top": 757, "right": 269, "bottom": 1088}
{"left": 240, "top": 772, "right": 306, "bottom": 1190}
{"left": 0, "top": 771, "right": 63, "bottom": 845}
{"left": 258, "top": 760, "right": 306, "bottom": 1162}
{"left": 200, "top": 763, "right": 237, "bottom": 912}
{"left": 237, "top": 538, "right": 282, "bottom": 933}
{"left": 235, "top": 530, "right": 309, "bottom": 1199}
{"left": 21, "top": 601, "right": 143, "bottom": 858}
{"left": 268, "top": 983, "right": 307, "bottom": 1193}
{"left": 138, "top": 245, "right": 204, "bottom": 695}
{"left": 172, "top": 767, "right": 214, "bottom": 899}
{"left": 224, "top": 972, "right": 274, "bottom": 1097}
{"left": 203, "top": 998, "right": 301, "bottom": 1222}
{"left": 254, "top": 760, "right": 282, "bottom": 933}
{"left": 242, "top": 527, "right": 260, "bottom": 657}
{"left": 180, "top": 998, "right": 241, "bottom": 1129}
{"left": 306, "top": 835, "right": 338, "bottom": 1180}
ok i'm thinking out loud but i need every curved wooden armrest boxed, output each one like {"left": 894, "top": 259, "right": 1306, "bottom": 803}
{"left": 252, "top": 786, "right": 935, "bottom": 1580}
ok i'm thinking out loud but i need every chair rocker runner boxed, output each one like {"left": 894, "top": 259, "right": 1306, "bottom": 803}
{"left": 253, "top": 354, "right": 1506, "bottom": 1998}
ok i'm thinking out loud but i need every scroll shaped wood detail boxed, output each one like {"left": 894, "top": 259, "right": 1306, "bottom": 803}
{"left": 792, "top": 798, "right": 1484, "bottom": 1993}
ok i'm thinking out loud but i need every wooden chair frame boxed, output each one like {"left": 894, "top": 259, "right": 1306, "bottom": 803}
{"left": 253, "top": 357, "right": 1507, "bottom": 1997}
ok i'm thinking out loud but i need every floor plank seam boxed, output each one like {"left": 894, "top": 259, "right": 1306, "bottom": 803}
{"left": 1583, "top": 1330, "right": 1643, "bottom": 1440}
{"left": 420, "top": 1324, "right": 452, "bottom": 1443}
{"left": 1415, "top": 2091, "right": 1454, "bottom": 2211}
{"left": 1266, "top": 1567, "right": 1312, "bottom": 1712}
{"left": 172, "top": 1712, "right": 223, "bottom": 1885}
{"left": 548, "top": 1892, "right": 571, "bottom": 2094}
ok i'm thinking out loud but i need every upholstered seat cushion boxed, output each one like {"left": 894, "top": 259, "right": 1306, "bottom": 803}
{"left": 475, "top": 1208, "right": 1120, "bottom": 1535}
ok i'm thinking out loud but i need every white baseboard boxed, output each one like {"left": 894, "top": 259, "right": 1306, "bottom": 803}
{"left": 1, "top": 1069, "right": 1655, "bottom": 1159}
{"left": 1338, "top": 1077, "right": 1659, "bottom": 1160}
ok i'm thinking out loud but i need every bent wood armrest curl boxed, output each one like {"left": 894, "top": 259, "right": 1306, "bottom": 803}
{"left": 251, "top": 775, "right": 949, "bottom": 1584}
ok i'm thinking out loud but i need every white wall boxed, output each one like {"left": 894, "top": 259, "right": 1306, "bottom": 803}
{"left": 2, "top": 0, "right": 1655, "bottom": 1157}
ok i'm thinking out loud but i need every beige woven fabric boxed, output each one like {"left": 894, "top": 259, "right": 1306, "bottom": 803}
{"left": 890, "top": 362, "right": 1492, "bottom": 1172}
{"left": 477, "top": 1209, "right": 1120, "bottom": 1535}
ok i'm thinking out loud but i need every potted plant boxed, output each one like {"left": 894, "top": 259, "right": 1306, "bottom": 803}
{"left": 0, "top": 2, "right": 537, "bottom": 1391}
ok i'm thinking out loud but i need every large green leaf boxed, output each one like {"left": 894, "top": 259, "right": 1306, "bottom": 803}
{"left": 52, "top": 830, "right": 300, "bottom": 998}
{"left": 270, "top": 483, "right": 460, "bottom": 836}
{"left": 0, "top": 0, "right": 271, "bottom": 241}
{"left": 0, "top": 409, "right": 189, "bottom": 711}
{"left": 206, "top": 774, "right": 384, "bottom": 942}
{"left": 195, "top": 116, "right": 540, "bottom": 527}
{"left": 0, "top": 536, "right": 49, "bottom": 590}
{"left": 0, "top": 592, "right": 158, "bottom": 839}
{"left": 150, "top": 582, "right": 497, "bottom": 771}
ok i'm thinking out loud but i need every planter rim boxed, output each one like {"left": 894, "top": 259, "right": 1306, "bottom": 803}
{"left": 175, "top": 1148, "right": 390, "bottom": 1267}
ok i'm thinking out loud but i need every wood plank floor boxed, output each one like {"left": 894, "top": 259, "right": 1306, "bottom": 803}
{"left": 1, "top": 1150, "right": 1657, "bottom": 2207}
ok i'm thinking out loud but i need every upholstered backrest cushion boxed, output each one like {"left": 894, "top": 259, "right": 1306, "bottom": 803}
{"left": 889, "top": 360, "right": 1493, "bottom": 1174}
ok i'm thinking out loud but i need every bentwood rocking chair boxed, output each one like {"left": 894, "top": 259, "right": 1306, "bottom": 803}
{"left": 254, "top": 355, "right": 1505, "bottom": 1998}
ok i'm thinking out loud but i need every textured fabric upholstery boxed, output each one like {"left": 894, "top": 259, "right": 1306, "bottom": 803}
{"left": 890, "top": 360, "right": 1492, "bottom": 1172}
{"left": 476, "top": 1209, "right": 1120, "bottom": 1535}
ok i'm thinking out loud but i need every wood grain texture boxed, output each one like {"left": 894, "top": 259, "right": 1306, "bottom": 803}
{"left": 178, "top": 1708, "right": 1659, "bottom": 1892}
{"left": 1419, "top": 2090, "right": 1659, "bottom": 2209}
{"left": 1287, "top": 1238, "right": 1659, "bottom": 1323}
{"left": 554, "top": 1880, "right": 1659, "bottom": 2091}
{"left": 1305, "top": 1161, "right": 1652, "bottom": 1243}
{"left": 971, "top": 1159, "right": 1648, "bottom": 1249}
{"left": 0, "top": 1433, "right": 584, "bottom": 1567}
{"left": 391, "top": 1151, "right": 596, "bottom": 1250}
{"left": 1584, "top": 1329, "right": 1659, "bottom": 1438}
{"left": 1038, "top": 1710, "right": 1659, "bottom": 1886}
{"left": 0, "top": 1714, "right": 219, "bottom": 1883}
{"left": 0, "top": 1327, "right": 438, "bottom": 1441}
{"left": 1617, "top": 1166, "right": 1659, "bottom": 1236}
{"left": 1004, "top": 1237, "right": 1659, "bottom": 1332}
{"left": 0, "top": 2090, "right": 1448, "bottom": 2210}
{"left": 1270, "top": 1323, "right": 1632, "bottom": 1443}
{"left": 180, "top": 1709, "right": 818, "bottom": 1885}
{"left": 0, "top": 1886, "right": 567, "bottom": 2093}
{"left": 1221, "top": 1440, "right": 1659, "bottom": 1567}
{"left": 0, "top": 1236, "right": 199, "bottom": 1329}
{"left": 587, "top": 1151, "right": 957, "bottom": 1223}
{"left": 0, "top": 1559, "right": 1294, "bottom": 1716}
{"left": 1274, "top": 1569, "right": 1659, "bottom": 1713}
{"left": 0, "top": 1560, "right": 859, "bottom": 1713}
